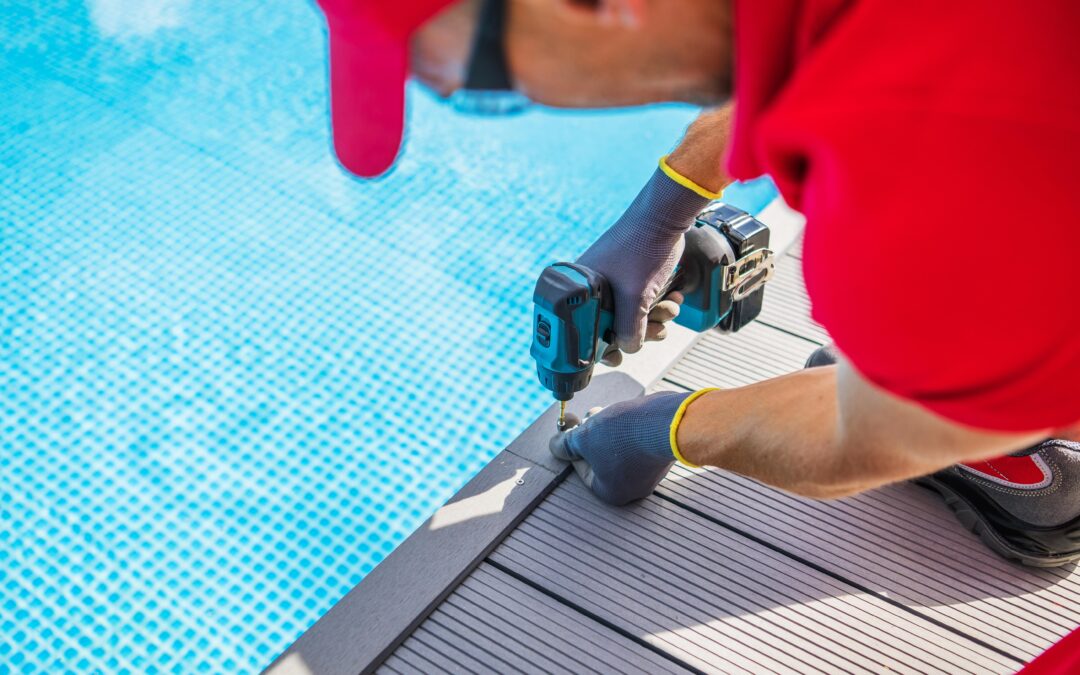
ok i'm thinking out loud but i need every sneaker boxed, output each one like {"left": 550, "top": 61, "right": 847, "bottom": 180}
{"left": 804, "top": 343, "right": 840, "bottom": 369}
{"left": 804, "top": 345, "right": 1080, "bottom": 567}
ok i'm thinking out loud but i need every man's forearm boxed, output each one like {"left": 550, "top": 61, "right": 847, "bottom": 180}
{"left": 665, "top": 104, "right": 735, "bottom": 194}
{"left": 675, "top": 367, "right": 873, "bottom": 498}
{"left": 674, "top": 366, "right": 1046, "bottom": 499}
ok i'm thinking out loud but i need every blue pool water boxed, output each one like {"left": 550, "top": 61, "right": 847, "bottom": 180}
{"left": 0, "top": 1, "right": 776, "bottom": 671}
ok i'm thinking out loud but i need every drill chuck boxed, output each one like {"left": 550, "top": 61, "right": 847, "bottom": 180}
{"left": 538, "top": 370, "right": 585, "bottom": 402}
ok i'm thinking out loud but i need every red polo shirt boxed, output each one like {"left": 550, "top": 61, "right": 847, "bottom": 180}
{"left": 728, "top": 0, "right": 1080, "bottom": 432}
{"left": 1022, "top": 627, "right": 1080, "bottom": 675}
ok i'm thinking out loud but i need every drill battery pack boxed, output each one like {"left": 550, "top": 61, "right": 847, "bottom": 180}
{"left": 679, "top": 202, "right": 774, "bottom": 334}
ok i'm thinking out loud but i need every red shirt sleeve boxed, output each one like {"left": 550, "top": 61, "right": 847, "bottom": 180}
{"left": 1020, "top": 627, "right": 1080, "bottom": 675}
{"left": 729, "top": 0, "right": 1080, "bottom": 432}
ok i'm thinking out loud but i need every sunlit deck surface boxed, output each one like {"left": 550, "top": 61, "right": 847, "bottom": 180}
{"left": 268, "top": 229, "right": 1080, "bottom": 675}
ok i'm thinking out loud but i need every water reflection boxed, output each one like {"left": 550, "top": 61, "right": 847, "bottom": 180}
{"left": 87, "top": 0, "right": 190, "bottom": 38}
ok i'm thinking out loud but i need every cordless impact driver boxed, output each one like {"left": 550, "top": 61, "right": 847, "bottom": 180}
{"left": 530, "top": 202, "right": 775, "bottom": 430}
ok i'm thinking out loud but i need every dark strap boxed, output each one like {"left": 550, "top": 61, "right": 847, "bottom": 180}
{"left": 463, "top": 0, "right": 514, "bottom": 91}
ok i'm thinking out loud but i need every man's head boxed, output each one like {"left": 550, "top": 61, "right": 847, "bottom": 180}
{"left": 318, "top": 0, "right": 732, "bottom": 176}
{"left": 412, "top": 0, "right": 732, "bottom": 107}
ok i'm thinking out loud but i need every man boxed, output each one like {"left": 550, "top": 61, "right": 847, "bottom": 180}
{"left": 315, "top": 0, "right": 1080, "bottom": 566}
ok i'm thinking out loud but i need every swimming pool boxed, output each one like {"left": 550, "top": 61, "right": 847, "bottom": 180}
{"left": 0, "top": 1, "right": 776, "bottom": 671}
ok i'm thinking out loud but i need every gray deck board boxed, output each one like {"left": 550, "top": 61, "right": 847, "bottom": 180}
{"left": 382, "top": 564, "right": 683, "bottom": 675}
{"left": 660, "top": 468, "right": 1080, "bottom": 660}
{"left": 755, "top": 254, "right": 831, "bottom": 345}
{"left": 274, "top": 220, "right": 1078, "bottom": 675}
{"left": 787, "top": 232, "right": 804, "bottom": 260}
{"left": 489, "top": 479, "right": 1017, "bottom": 674}
{"left": 649, "top": 257, "right": 1080, "bottom": 661}
{"left": 380, "top": 643, "right": 447, "bottom": 674}
{"left": 665, "top": 321, "right": 819, "bottom": 392}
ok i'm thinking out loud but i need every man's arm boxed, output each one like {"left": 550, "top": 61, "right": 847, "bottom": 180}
{"left": 664, "top": 104, "right": 734, "bottom": 195}
{"left": 552, "top": 351, "right": 1051, "bottom": 506}
{"left": 676, "top": 357, "right": 1049, "bottom": 499}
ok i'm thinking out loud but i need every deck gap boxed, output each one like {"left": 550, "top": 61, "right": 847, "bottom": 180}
{"left": 754, "top": 320, "right": 828, "bottom": 346}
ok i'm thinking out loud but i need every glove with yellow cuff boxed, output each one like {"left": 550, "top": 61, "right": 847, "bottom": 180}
{"left": 549, "top": 389, "right": 715, "bottom": 505}
{"left": 576, "top": 157, "right": 721, "bottom": 359}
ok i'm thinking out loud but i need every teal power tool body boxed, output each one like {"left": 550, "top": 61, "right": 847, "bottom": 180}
{"left": 531, "top": 203, "right": 775, "bottom": 427}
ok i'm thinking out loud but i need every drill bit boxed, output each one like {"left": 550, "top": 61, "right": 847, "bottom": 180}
{"left": 557, "top": 401, "right": 567, "bottom": 432}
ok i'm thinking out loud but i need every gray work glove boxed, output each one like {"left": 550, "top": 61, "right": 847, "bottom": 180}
{"left": 549, "top": 391, "right": 693, "bottom": 506}
{"left": 577, "top": 165, "right": 712, "bottom": 359}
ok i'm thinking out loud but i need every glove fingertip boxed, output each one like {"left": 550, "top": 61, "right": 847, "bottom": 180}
{"left": 572, "top": 459, "right": 595, "bottom": 490}
{"left": 549, "top": 431, "right": 582, "bottom": 462}
{"left": 601, "top": 351, "right": 623, "bottom": 367}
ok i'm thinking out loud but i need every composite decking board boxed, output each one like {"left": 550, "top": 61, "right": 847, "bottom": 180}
{"left": 494, "top": 506, "right": 1009, "bottom": 675}
{"left": 437, "top": 593, "right": 583, "bottom": 674}
{"left": 424, "top": 609, "right": 543, "bottom": 674}
{"left": 410, "top": 625, "right": 494, "bottom": 673}
{"left": 386, "top": 565, "right": 682, "bottom": 675}
{"left": 489, "top": 480, "right": 1014, "bottom": 674}
{"left": 755, "top": 254, "right": 831, "bottom": 345}
{"left": 530, "top": 492, "right": 965, "bottom": 674}
{"left": 762, "top": 475, "right": 1080, "bottom": 601}
{"left": 652, "top": 378, "right": 694, "bottom": 393}
{"left": 496, "top": 529, "right": 766, "bottom": 673}
{"left": 667, "top": 471, "right": 1080, "bottom": 645}
{"left": 510, "top": 511, "right": 864, "bottom": 674}
{"left": 433, "top": 593, "right": 586, "bottom": 674}
{"left": 787, "top": 232, "right": 804, "bottom": 259}
{"left": 651, "top": 305, "right": 1080, "bottom": 659}
{"left": 455, "top": 575, "right": 652, "bottom": 673}
{"left": 659, "top": 469, "right": 1080, "bottom": 659}
{"left": 492, "top": 503, "right": 816, "bottom": 673}
{"left": 665, "top": 321, "right": 818, "bottom": 392}
{"left": 493, "top": 534, "right": 812, "bottom": 674}
{"left": 405, "top": 630, "right": 466, "bottom": 669}
{"left": 376, "top": 661, "right": 404, "bottom": 675}
{"left": 673, "top": 465, "right": 1080, "bottom": 607}
{"left": 546, "top": 483, "right": 1015, "bottom": 673}
{"left": 380, "top": 647, "right": 442, "bottom": 675}
{"left": 387, "top": 646, "right": 451, "bottom": 675}
{"left": 403, "top": 633, "right": 477, "bottom": 674}
{"left": 462, "top": 565, "right": 683, "bottom": 673}
{"left": 826, "top": 485, "right": 1080, "bottom": 608}
{"left": 874, "top": 490, "right": 1079, "bottom": 588}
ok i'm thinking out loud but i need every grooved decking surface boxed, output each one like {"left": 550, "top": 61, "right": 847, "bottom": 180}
{"left": 373, "top": 233, "right": 1079, "bottom": 674}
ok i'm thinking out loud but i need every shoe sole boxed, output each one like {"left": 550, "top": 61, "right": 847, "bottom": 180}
{"left": 915, "top": 475, "right": 1080, "bottom": 568}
